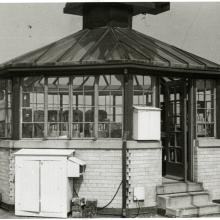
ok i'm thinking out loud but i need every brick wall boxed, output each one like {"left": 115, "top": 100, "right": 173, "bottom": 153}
{"left": 127, "top": 146, "right": 162, "bottom": 208}
{"left": 0, "top": 139, "right": 162, "bottom": 210}
{"left": 73, "top": 149, "right": 122, "bottom": 208}
{"left": 0, "top": 148, "right": 15, "bottom": 205}
{"left": 194, "top": 139, "right": 220, "bottom": 200}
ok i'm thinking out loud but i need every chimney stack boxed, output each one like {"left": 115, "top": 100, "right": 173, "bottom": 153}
{"left": 64, "top": 2, "right": 170, "bottom": 29}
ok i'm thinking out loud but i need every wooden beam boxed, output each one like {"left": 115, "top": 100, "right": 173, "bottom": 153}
{"left": 94, "top": 76, "right": 99, "bottom": 139}
{"left": 12, "top": 77, "right": 20, "bottom": 140}
{"left": 216, "top": 80, "right": 220, "bottom": 138}
{"left": 183, "top": 81, "right": 187, "bottom": 181}
{"left": 44, "top": 78, "right": 48, "bottom": 139}
{"left": 187, "top": 79, "right": 194, "bottom": 181}
{"left": 69, "top": 76, "right": 73, "bottom": 139}
{"left": 123, "top": 71, "right": 133, "bottom": 140}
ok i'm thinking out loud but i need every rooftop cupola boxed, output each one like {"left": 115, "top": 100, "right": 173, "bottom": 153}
{"left": 63, "top": 2, "right": 170, "bottom": 29}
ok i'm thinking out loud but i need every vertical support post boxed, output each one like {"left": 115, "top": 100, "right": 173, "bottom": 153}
{"left": 5, "top": 80, "right": 8, "bottom": 138}
{"left": 122, "top": 137, "right": 127, "bottom": 218}
{"left": 193, "top": 80, "right": 197, "bottom": 138}
{"left": 216, "top": 80, "right": 220, "bottom": 138}
{"left": 188, "top": 79, "right": 194, "bottom": 181}
{"left": 155, "top": 76, "right": 160, "bottom": 108}
{"left": 122, "top": 69, "right": 133, "bottom": 217}
{"left": 69, "top": 76, "right": 73, "bottom": 139}
{"left": 123, "top": 70, "right": 133, "bottom": 140}
{"left": 19, "top": 81, "right": 22, "bottom": 139}
{"left": 44, "top": 77, "right": 48, "bottom": 139}
{"left": 183, "top": 81, "right": 187, "bottom": 181}
{"left": 94, "top": 76, "right": 99, "bottom": 139}
{"left": 12, "top": 77, "right": 21, "bottom": 140}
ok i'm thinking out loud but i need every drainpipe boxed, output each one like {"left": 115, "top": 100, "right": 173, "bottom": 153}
{"left": 122, "top": 68, "right": 129, "bottom": 217}
{"left": 122, "top": 133, "right": 127, "bottom": 217}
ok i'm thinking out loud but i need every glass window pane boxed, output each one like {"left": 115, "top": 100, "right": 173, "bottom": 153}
{"left": 133, "top": 75, "right": 155, "bottom": 107}
{"left": 98, "top": 123, "right": 109, "bottom": 138}
{"left": 196, "top": 80, "right": 205, "bottom": 91}
{"left": 110, "top": 123, "right": 122, "bottom": 138}
{"left": 72, "top": 76, "right": 95, "bottom": 139}
{"left": 47, "top": 77, "right": 69, "bottom": 138}
{"left": 98, "top": 75, "right": 123, "bottom": 138}
{"left": 196, "top": 79, "right": 215, "bottom": 137}
{"left": 48, "top": 123, "right": 68, "bottom": 138}
{"left": 22, "top": 77, "right": 45, "bottom": 138}
{"left": 22, "top": 123, "right": 33, "bottom": 138}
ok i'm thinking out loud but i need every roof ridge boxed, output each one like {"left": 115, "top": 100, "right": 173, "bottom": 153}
{"left": 80, "top": 27, "right": 110, "bottom": 61}
{"left": 114, "top": 28, "right": 151, "bottom": 61}
{"left": 116, "top": 28, "right": 171, "bottom": 66}
{"left": 2, "top": 30, "right": 84, "bottom": 66}
{"left": 56, "top": 29, "right": 90, "bottom": 62}
{"left": 132, "top": 28, "right": 220, "bottom": 68}
{"left": 129, "top": 28, "right": 189, "bottom": 67}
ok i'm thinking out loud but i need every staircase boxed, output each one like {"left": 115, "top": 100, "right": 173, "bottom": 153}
{"left": 156, "top": 181, "right": 220, "bottom": 217}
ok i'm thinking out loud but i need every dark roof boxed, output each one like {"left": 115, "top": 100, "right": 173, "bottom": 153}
{"left": 63, "top": 2, "right": 170, "bottom": 16}
{"left": 1, "top": 26, "right": 220, "bottom": 74}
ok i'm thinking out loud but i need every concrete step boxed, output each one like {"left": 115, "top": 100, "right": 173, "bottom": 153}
{"left": 157, "top": 191, "right": 210, "bottom": 209}
{"left": 166, "top": 203, "right": 220, "bottom": 217}
{"left": 157, "top": 182, "right": 204, "bottom": 195}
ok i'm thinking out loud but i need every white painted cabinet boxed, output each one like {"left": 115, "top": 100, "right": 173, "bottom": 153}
{"left": 16, "top": 160, "right": 40, "bottom": 213}
{"left": 133, "top": 106, "right": 161, "bottom": 140}
{"left": 15, "top": 149, "right": 85, "bottom": 218}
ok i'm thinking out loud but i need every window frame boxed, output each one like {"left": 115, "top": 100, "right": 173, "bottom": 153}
{"left": 133, "top": 75, "right": 157, "bottom": 107}
{"left": 20, "top": 75, "right": 125, "bottom": 140}
{"left": 195, "top": 79, "right": 216, "bottom": 138}
{"left": 0, "top": 79, "right": 12, "bottom": 139}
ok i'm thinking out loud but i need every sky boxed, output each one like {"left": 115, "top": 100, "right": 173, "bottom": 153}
{"left": 0, "top": 2, "right": 220, "bottom": 64}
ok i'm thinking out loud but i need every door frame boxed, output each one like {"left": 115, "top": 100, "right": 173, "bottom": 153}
{"left": 160, "top": 78, "right": 192, "bottom": 181}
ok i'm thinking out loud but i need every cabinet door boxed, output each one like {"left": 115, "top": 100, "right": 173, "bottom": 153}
{"left": 40, "top": 160, "right": 66, "bottom": 213}
{"left": 15, "top": 160, "right": 40, "bottom": 212}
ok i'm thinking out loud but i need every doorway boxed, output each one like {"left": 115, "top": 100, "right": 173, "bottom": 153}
{"left": 160, "top": 78, "right": 188, "bottom": 180}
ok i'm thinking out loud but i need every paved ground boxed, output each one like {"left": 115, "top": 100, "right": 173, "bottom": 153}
{"left": 0, "top": 208, "right": 164, "bottom": 219}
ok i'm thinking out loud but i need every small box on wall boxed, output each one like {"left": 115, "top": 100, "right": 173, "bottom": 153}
{"left": 133, "top": 106, "right": 161, "bottom": 141}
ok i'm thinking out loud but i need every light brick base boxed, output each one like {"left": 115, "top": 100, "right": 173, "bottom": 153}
{"left": 0, "top": 140, "right": 162, "bottom": 210}
{"left": 127, "top": 148, "right": 162, "bottom": 208}
{"left": 0, "top": 148, "right": 14, "bottom": 205}
{"left": 194, "top": 139, "right": 220, "bottom": 200}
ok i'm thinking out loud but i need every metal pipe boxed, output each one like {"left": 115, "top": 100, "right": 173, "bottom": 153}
{"left": 122, "top": 136, "right": 127, "bottom": 217}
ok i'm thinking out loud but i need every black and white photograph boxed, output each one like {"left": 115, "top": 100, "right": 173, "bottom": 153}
{"left": 1, "top": 1, "right": 220, "bottom": 218}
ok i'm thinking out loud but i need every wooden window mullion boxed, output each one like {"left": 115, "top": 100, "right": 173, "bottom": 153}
{"left": 123, "top": 73, "right": 133, "bottom": 140}
{"left": 215, "top": 80, "right": 220, "bottom": 138}
{"left": 12, "top": 77, "right": 21, "bottom": 140}
{"left": 214, "top": 82, "right": 217, "bottom": 137}
{"left": 94, "top": 76, "right": 99, "bottom": 139}
{"left": 44, "top": 77, "right": 48, "bottom": 139}
{"left": 69, "top": 76, "right": 73, "bottom": 139}
{"left": 5, "top": 81, "right": 8, "bottom": 138}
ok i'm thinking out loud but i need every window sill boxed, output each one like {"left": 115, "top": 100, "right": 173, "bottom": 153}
{"left": 196, "top": 138, "right": 220, "bottom": 148}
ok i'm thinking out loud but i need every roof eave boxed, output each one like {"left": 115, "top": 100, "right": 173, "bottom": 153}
{"left": 1, "top": 62, "right": 220, "bottom": 78}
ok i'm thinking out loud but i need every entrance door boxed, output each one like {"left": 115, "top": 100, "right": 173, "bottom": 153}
{"left": 164, "top": 80, "right": 187, "bottom": 180}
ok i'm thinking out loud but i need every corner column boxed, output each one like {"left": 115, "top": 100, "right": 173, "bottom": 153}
{"left": 12, "top": 77, "right": 21, "bottom": 140}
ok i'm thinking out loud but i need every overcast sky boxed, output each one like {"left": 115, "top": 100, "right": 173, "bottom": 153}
{"left": 0, "top": 2, "right": 220, "bottom": 64}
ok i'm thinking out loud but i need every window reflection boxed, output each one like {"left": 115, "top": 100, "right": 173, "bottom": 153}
{"left": 196, "top": 79, "right": 215, "bottom": 137}
{"left": 0, "top": 80, "right": 12, "bottom": 138}
{"left": 22, "top": 77, "right": 44, "bottom": 138}
{"left": 47, "top": 77, "right": 69, "bottom": 138}
{"left": 72, "top": 76, "right": 95, "bottom": 138}
{"left": 21, "top": 75, "right": 123, "bottom": 139}
{"left": 98, "top": 75, "right": 123, "bottom": 138}
{"left": 133, "top": 75, "right": 155, "bottom": 106}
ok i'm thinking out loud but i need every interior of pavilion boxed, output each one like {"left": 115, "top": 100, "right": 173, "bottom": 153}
{"left": 0, "top": 75, "right": 215, "bottom": 141}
